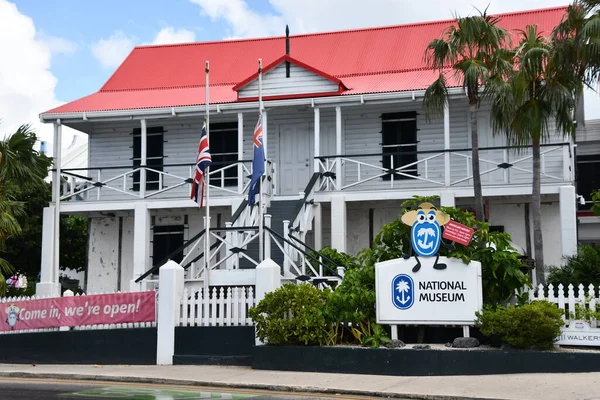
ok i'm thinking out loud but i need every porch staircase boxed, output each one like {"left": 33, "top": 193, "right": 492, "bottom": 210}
{"left": 239, "top": 200, "right": 298, "bottom": 269}
{"left": 136, "top": 169, "right": 341, "bottom": 287}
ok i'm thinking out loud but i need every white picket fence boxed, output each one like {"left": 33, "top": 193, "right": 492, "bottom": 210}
{"left": 527, "top": 283, "right": 600, "bottom": 326}
{"left": 0, "top": 291, "right": 157, "bottom": 335}
{"left": 179, "top": 286, "right": 255, "bottom": 327}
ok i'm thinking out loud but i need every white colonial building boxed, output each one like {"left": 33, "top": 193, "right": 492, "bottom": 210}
{"left": 36, "top": 6, "right": 584, "bottom": 296}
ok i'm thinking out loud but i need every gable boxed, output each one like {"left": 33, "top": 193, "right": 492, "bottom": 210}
{"left": 237, "top": 60, "right": 342, "bottom": 100}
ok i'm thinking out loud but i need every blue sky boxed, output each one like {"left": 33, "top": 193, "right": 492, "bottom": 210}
{"left": 4, "top": 0, "right": 598, "bottom": 155}
{"left": 14, "top": 0, "right": 278, "bottom": 102}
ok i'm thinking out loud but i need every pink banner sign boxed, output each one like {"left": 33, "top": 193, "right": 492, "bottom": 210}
{"left": 0, "top": 291, "right": 156, "bottom": 332}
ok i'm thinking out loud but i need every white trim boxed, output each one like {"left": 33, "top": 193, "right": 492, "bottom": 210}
{"left": 40, "top": 88, "right": 467, "bottom": 124}
{"left": 56, "top": 197, "right": 239, "bottom": 213}
{"left": 314, "top": 184, "right": 565, "bottom": 203}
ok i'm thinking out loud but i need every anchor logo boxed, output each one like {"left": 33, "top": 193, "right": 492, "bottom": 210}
{"left": 392, "top": 274, "right": 414, "bottom": 310}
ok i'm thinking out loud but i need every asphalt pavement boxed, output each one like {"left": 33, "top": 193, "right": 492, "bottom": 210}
{"left": 0, "top": 378, "right": 387, "bottom": 400}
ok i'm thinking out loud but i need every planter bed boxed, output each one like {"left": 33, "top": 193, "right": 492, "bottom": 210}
{"left": 252, "top": 344, "right": 600, "bottom": 376}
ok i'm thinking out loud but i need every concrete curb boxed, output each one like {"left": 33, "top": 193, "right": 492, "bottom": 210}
{"left": 0, "top": 371, "right": 504, "bottom": 400}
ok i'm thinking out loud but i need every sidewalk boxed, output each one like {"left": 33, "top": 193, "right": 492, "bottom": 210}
{"left": 0, "top": 363, "right": 597, "bottom": 400}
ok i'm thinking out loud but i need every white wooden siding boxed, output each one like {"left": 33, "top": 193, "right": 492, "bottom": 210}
{"left": 85, "top": 99, "right": 570, "bottom": 203}
{"left": 238, "top": 63, "right": 339, "bottom": 99}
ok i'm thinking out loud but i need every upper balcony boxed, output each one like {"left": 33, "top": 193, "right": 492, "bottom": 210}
{"left": 56, "top": 100, "right": 574, "bottom": 207}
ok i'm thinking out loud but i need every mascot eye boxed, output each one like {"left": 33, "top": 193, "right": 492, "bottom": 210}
{"left": 428, "top": 214, "right": 435, "bottom": 222}
{"left": 418, "top": 214, "right": 426, "bottom": 222}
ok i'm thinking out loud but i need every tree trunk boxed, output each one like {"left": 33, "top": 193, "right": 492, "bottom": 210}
{"left": 532, "top": 138, "right": 545, "bottom": 285}
{"left": 470, "top": 103, "right": 485, "bottom": 222}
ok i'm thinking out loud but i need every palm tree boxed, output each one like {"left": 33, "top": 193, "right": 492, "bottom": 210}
{"left": 553, "top": 0, "right": 600, "bottom": 93}
{"left": 423, "top": 9, "right": 511, "bottom": 222}
{"left": 0, "top": 124, "right": 52, "bottom": 293}
{"left": 489, "top": 25, "right": 578, "bottom": 285}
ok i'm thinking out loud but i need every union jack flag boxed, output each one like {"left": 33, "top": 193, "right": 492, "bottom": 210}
{"left": 190, "top": 121, "right": 212, "bottom": 207}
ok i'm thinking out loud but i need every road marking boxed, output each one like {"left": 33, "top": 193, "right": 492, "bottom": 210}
{"left": 0, "top": 377, "right": 379, "bottom": 399}
{"left": 61, "top": 386, "right": 256, "bottom": 399}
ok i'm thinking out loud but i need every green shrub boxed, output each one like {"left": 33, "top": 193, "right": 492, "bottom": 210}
{"left": 475, "top": 301, "right": 564, "bottom": 350}
{"left": 248, "top": 283, "right": 330, "bottom": 346}
{"left": 547, "top": 245, "right": 600, "bottom": 289}
{"left": 592, "top": 190, "right": 600, "bottom": 216}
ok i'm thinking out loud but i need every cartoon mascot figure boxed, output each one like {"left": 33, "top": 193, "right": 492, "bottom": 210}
{"left": 401, "top": 202, "right": 451, "bottom": 272}
{"left": 5, "top": 304, "right": 21, "bottom": 330}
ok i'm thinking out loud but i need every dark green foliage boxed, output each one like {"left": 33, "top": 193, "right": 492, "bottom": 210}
{"left": 547, "top": 245, "right": 600, "bottom": 289}
{"left": 358, "top": 196, "right": 530, "bottom": 305}
{"left": 3, "top": 181, "right": 89, "bottom": 280}
{"left": 475, "top": 301, "right": 564, "bottom": 350}
{"left": 592, "top": 190, "right": 600, "bottom": 216}
{"left": 249, "top": 283, "right": 330, "bottom": 346}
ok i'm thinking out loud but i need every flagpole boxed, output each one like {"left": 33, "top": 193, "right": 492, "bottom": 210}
{"left": 204, "top": 60, "right": 210, "bottom": 285}
{"left": 258, "top": 58, "right": 264, "bottom": 262}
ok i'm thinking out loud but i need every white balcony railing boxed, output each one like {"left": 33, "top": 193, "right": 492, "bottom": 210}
{"left": 58, "top": 160, "right": 276, "bottom": 203}
{"left": 317, "top": 142, "right": 572, "bottom": 192}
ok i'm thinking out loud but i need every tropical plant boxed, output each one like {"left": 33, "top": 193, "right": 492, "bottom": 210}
{"left": 423, "top": 8, "right": 512, "bottom": 222}
{"left": 0, "top": 124, "right": 52, "bottom": 293}
{"left": 489, "top": 25, "right": 578, "bottom": 285}
{"left": 592, "top": 190, "right": 600, "bottom": 216}
{"left": 547, "top": 245, "right": 600, "bottom": 289}
{"left": 249, "top": 283, "right": 330, "bottom": 346}
{"left": 476, "top": 301, "right": 564, "bottom": 350}
{"left": 552, "top": 0, "right": 600, "bottom": 95}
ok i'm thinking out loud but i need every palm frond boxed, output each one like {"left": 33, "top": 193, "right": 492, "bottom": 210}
{"left": 423, "top": 74, "right": 449, "bottom": 120}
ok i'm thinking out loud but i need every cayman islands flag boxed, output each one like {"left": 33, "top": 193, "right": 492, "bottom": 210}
{"left": 248, "top": 114, "right": 265, "bottom": 206}
{"left": 190, "top": 121, "right": 212, "bottom": 207}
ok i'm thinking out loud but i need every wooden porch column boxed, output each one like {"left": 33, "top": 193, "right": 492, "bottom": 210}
{"left": 130, "top": 203, "right": 151, "bottom": 291}
{"left": 335, "top": 106, "right": 342, "bottom": 190}
{"left": 237, "top": 112, "right": 244, "bottom": 194}
{"left": 140, "top": 119, "right": 148, "bottom": 198}
{"left": 314, "top": 107, "right": 320, "bottom": 173}
{"left": 314, "top": 203, "right": 323, "bottom": 250}
{"left": 37, "top": 120, "right": 62, "bottom": 297}
{"left": 331, "top": 195, "right": 347, "bottom": 253}
{"left": 444, "top": 100, "right": 451, "bottom": 187}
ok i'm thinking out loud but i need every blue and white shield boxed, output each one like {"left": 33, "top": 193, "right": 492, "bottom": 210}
{"left": 411, "top": 210, "right": 441, "bottom": 257}
{"left": 392, "top": 274, "right": 414, "bottom": 310}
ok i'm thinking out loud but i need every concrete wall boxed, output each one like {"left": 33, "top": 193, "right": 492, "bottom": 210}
{"left": 87, "top": 217, "right": 120, "bottom": 293}
{"left": 85, "top": 206, "right": 233, "bottom": 293}
{"left": 485, "top": 197, "right": 562, "bottom": 267}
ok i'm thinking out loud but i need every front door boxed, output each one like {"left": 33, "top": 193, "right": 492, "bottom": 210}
{"left": 279, "top": 123, "right": 311, "bottom": 195}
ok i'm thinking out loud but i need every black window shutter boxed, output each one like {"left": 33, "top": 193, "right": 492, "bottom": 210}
{"left": 381, "top": 112, "right": 418, "bottom": 181}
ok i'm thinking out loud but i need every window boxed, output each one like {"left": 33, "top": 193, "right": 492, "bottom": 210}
{"left": 576, "top": 154, "right": 600, "bottom": 211}
{"left": 209, "top": 122, "right": 238, "bottom": 187}
{"left": 381, "top": 112, "right": 418, "bottom": 180}
{"left": 152, "top": 225, "right": 184, "bottom": 266}
{"left": 133, "top": 126, "right": 164, "bottom": 191}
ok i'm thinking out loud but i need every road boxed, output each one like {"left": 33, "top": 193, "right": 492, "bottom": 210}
{"left": 0, "top": 378, "right": 389, "bottom": 400}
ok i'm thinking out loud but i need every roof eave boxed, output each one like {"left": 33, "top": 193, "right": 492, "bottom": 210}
{"left": 39, "top": 87, "right": 467, "bottom": 124}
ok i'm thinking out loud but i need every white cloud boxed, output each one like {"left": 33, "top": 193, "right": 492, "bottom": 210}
{"left": 190, "top": 0, "right": 284, "bottom": 39}
{"left": 189, "top": 0, "right": 600, "bottom": 119}
{"left": 91, "top": 31, "right": 137, "bottom": 69}
{"left": 0, "top": 0, "right": 82, "bottom": 159}
{"left": 92, "top": 27, "right": 197, "bottom": 69}
{"left": 37, "top": 32, "right": 78, "bottom": 55}
{"left": 151, "top": 27, "right": 196, "bottom": 45}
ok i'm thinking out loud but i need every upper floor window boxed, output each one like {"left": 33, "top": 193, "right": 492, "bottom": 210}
{"left": 209, "top": 122, "right": 238, "bottom": 187}
{"left": 576, "top": 154, "right": 600, "bottom": 211}
{"left": 133, "top": 126, "right": 164, "bottom": 191}
{"left": 381, "top": 112, "right": 418, "bottom": 180}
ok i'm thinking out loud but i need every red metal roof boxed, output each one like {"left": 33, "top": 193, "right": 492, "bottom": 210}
{"left": 44, "top": 6, "right": 568, "bottom": 115}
